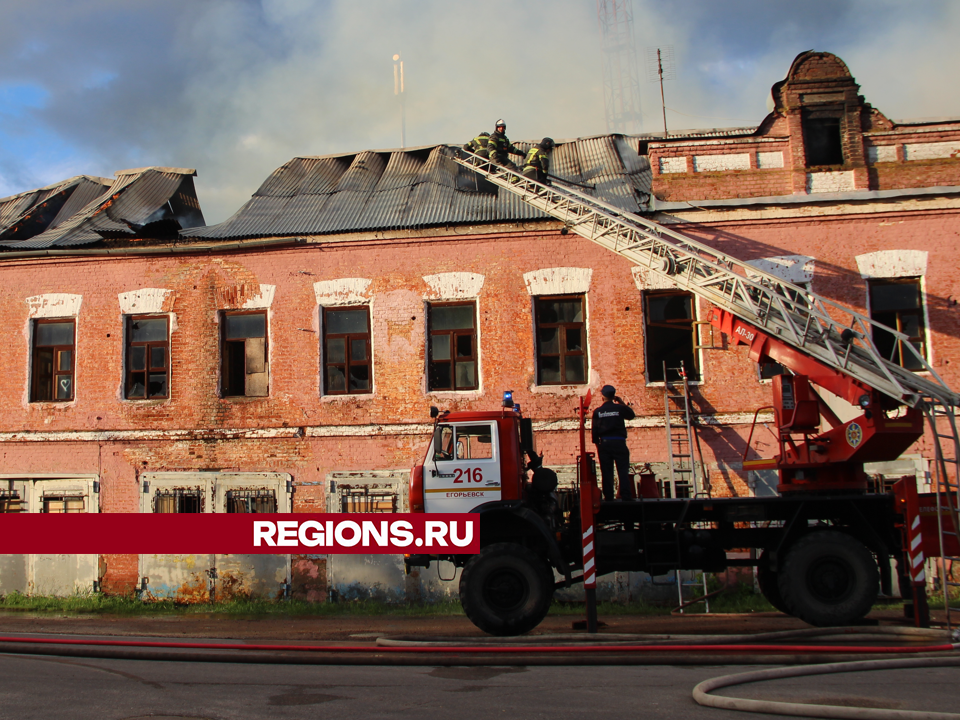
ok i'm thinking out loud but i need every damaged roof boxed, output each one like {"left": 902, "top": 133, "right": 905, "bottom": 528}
{"left": 0, "top": 167, "right": 206, "bottom": 250}
{"left": 183, "top": 135, "right": 651, "bottom": 240}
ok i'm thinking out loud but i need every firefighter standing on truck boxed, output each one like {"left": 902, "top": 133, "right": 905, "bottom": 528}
{"left": 592, "top": 384, "right": 636, "bottom": 501}
{"left": 522, "top": 137, "right": 555, "bottom": 184}
{"left": 463, "top": 131, "right": 491, "bottom": 158}
{"left": 487, "top": 119, "right": 524, "bottom": 169}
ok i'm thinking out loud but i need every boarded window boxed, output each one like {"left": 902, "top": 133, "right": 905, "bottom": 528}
{"left": 126, "top": 315, "right": 170, "bottom": 399}
{"left": 43, "top": 495, "right": 84, "bottom": 513}
{"left": 340, "top": 487, "right": 398, "bottom": 513}
{"left": 0, "top": 491, "right": 22, "bottom": 513}
{"left": 226, "top": 489, "right": 277, "bottom": 513}
{"left": 31, "top": 319, "right": 75, "bottom": 402}
{"left": 154, "top": 488, "right": 203, "bottom": 513}
{"left": 428, "top": 302, "right": 478, "bottom": 391}
{"left": 869, "top": 278, "right": 926, "bottom": 371}
{"left": 221, "top": 311, "right": 268, "bottom": 397}
{"left": 534, "top": 295, "right": 587, "bottom": 385}
{"left": 323, "top": 306, "right": 371, "bottom": 395}
{"left": 644, "top": 291, "right": 700, "bottom": 383}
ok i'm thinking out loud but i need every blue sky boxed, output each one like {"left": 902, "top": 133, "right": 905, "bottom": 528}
{"left": 1, "top": 0, "right": 958, "bottom": 223}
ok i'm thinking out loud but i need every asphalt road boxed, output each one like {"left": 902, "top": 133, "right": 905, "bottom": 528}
{"left": 1, "top": 653, "right": 958, "bottom": 720}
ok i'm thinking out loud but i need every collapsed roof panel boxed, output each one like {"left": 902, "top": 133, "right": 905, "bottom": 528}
{"left": 0, "top": 167, "right": 204, "bottom": 250}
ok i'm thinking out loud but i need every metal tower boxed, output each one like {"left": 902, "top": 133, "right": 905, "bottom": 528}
{"left": 596, "top": 0, "right": 643, "bottom": 134}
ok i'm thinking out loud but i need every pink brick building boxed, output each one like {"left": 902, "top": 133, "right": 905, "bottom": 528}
{"left": 1, "top": 51, "right": 958, "bottom": 601}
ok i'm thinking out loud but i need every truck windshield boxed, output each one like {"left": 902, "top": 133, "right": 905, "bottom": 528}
{"left": 433, "top": 424, "right": 494, "bottom": 461}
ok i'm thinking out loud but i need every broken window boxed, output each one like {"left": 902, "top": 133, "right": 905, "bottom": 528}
{"left": 323, "top": 306, "right": 371, "bottom": 395}
{"left": 802, "top": 111, "right": 844, "bottom": 167}
{"left": 869, "top": 278, "right": 927, "bottom": 371}
{"left": 428, "top": 302, "right": 477, "bottom": 391}
{"left": 534, "top": 295, "right": 587, "bottom": 385}
{"left": 31, "top": 319, "right": 75, "bottom": 402}
{"left": 221, "top": 311, "right": 268, "bottom": 397}
{"left": 43, "top": 495, "right": 84, "bottom": 513}
{"left": 0, "top": 490, "right": 22, "bottom": 513}
{"left": 644, "top": 291, "right": 700, "bottom": 383}
{"left": 225, "top": 489, "right": 277, "bottom": 513}
{"left": 126, "top": 315, "right": 169, "bottom": 399}
{"left": 339, "top": 487, "right": 398, "bottom": 513}
{"left": 154, "top": 488, "right": 203, "bottom": 513}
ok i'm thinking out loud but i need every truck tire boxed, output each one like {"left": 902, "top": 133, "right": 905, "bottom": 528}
{"left": 777, "top": 531, "right": 878, "bottom": 627}
{"left": 459, "top": 542, "right": 554, "bottom": 636}
{"left": 756, "top": 551, "right": 787, "bottom": 614}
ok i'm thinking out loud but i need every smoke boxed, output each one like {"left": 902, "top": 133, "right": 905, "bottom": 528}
{"left": 0, "top": 0, "right": 957, "bottom": 222}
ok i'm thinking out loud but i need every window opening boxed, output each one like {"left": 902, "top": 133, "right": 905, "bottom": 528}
{"left": 0, "top": 490, "right": 22, "bottom": 513}
{"left": 154, "top": 488, "right": 203, "bottom": 513}
{"left": 31, "top": 319, "right": 75, "bottom": 402}
{"left": 644, "top": 291, "right": 699, "bottom": 383}
{"left": 323, "top": 306, "right": 371, "bottom": 394}
{"left": 868, "top": 278, "right": 926, "bottom": 371}
{"left": 428, "top": 302, "right": 477, "bottom": 391}
{"left": 534, "top": 295, "right": 587, "bottom": 385}
{"left": 222, "top": 311, "right": 268, "bottom": 397}
{"left": 802, "top": 113, "right": 844, "bottom": 167}
{"left": 126, "top": 315, "right": 169, "bottom": 399}
{"left": 225, "top": 489, "right": 277, "bottom": 513}
{"left": 340, "top": 488, "right": 398, "bottom": 513}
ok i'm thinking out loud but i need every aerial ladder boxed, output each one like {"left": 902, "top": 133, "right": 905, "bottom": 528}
{"left": 452, "top": 148, "right": 960, "bottom": 624}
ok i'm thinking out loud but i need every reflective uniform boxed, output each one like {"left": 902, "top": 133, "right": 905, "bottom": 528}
{"left": 522, "top": 146, "right": 551, "bottom": 184}
{"left": 487, "top": 130, "right": 523, "bottom": 169}
{"left": 463, "top": 133, "right": 491, "bottom": 158}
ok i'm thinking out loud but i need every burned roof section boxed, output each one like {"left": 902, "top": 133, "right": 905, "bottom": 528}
{"left": 0, "top": 167, "right": 205, "bottom": 250}
{"left": 183, "top": 136, "right": 652, "bottom": 240}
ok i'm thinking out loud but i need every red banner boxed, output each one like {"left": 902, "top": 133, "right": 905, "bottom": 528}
{"left": 0, "top": 514, "right": 479, "bottom": 554}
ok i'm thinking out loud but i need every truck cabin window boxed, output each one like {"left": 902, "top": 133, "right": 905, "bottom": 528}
{"left": 434, "top": 424, "right": 493, "bottom": 460}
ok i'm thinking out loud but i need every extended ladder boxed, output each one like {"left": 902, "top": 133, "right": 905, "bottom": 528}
{"left": 451, "top": 150, "right": 960, "bottom": 411}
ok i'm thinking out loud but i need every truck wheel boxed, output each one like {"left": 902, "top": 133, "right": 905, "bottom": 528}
{"left": 756, "top": 551, "right": 787, "bottom": 614}
{"left": 459, "top": 542, "right": 554, "bottom": 636}
{"left": 777, "top": 531, "right": 878, "bottom": 627}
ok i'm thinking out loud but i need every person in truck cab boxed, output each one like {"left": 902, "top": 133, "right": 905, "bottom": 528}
{"left": 591, "top": 384, "right": 636, "bottom": 501}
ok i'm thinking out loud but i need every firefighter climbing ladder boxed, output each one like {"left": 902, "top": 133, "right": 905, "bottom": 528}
{"left": 453, "top": 148, "right": 960, "bottom": 616}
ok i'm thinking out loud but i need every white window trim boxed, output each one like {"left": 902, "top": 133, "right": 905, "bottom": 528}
{"left": 642, "top": 293, "right": 705, "bottom": 388}
{"left": 863, "top": 275, "right": 933, "bottom": 372}
{"left": 318, "top": 300, "right": 376, "bottom": 400}
{"left": 529, "top": 292, "right": 592, "bottom": 392}
{"left": 140, "top": 472, "right": 291, "bottom": 513}
{"left": 0, "top": 474, "right": 99, "bottom": 513}
{"left": 119, "top": 312, "right": 176, "bottom": 404}
{"left": 424, "top": 298, "right": 483, "bottom": 397}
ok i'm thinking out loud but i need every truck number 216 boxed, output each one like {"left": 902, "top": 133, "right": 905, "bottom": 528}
{"left": 452, "top": 468, "right": 484, "bottom": 483}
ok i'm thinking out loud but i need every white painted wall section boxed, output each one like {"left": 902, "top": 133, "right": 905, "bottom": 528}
{"left": 523, "top": 268, "right": 592, "bottom": 296}
{"left": 806, "top": 171, "right": 855, "bottom": 194}
{"left": 118, "top": 288, "right": 173, "bottom": 314}
{"left": 867, "top": 145, "right": 898, "bottom": 163}
{"left": 903, "top": 141, "right": 960, "bottom": 161}
{"left": 693, "top": 153, "right": 750, "bottom": 172}
{"left": 659, "top": 157, "right": 687, "bottom": 174}
{"left": 423, "top": 272, "right": 484, "bottom": 299}
{"left": 26, "top": 294, "right": 82, "bottom": 318}
{"left": 314, "top": 278, "right": 372, "bottom": 306}
{"left": 855, "top": 250, "right": 928, "bottom": 279}
{"left": 242, "top": 284, "right": 276, "bottom": 309}
{"left": 631, "top": 266, "right": 678, "bottom": 291}
{"left": 756, "top": 151, "right": 784, "bottom": 169}
{"left": 747, "top": 256, "right": 816, "bottom": 285}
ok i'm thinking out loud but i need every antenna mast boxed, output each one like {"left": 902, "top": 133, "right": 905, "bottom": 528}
{"left": 393, "top": 53, "right": 406, "bottom": 148}
{"left": 596, "top": 0, "right": 643, "bottom": 134}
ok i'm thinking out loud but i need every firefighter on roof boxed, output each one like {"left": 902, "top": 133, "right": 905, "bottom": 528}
{"left": 487, "top": 119, "right": 524, "bottom": 169}
{"left": 463, "top": 131, "right": 491, "bottom": 158}
{"left": 522, "top": 137, "right": 555, "bottom": 184}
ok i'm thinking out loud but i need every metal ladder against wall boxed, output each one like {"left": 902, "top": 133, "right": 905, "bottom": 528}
{"left": 663, "top": 361, "right": 705, "bottom": 499}
{"left": 450, "top": 149, "right": 960, "bottom": 412}
{"left": 923, "top": 400, "right": 960, "bottom": 629}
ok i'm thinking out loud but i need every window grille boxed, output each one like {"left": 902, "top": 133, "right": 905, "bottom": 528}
{"left": 154, "top": 488, "right": 203, "bottom": 513}
{"left": 226, "top": 489, "right": 278, "bottom": 513}
{"left": 340, "top": 488, "right": 398, "bottom": 513}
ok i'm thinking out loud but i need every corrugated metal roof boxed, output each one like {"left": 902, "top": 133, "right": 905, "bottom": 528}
{"left": 0, "top": 176, "right": 112, "bottom": 241}
{"left": 184, "top": 135, "right": 652, "bottom": 240}
{"left": 0, "top": 167, "right": 204, "bottom": 250}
